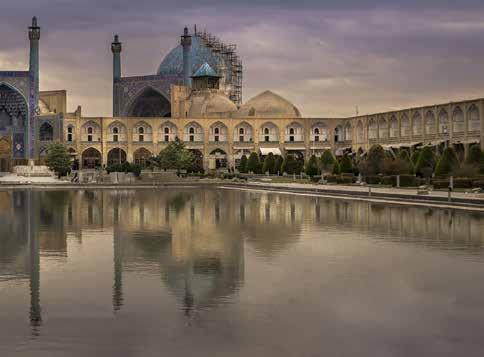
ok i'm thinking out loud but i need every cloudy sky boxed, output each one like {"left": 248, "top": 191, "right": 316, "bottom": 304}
{"left": 1, "top": 0, "right": 484, "bottom": 117}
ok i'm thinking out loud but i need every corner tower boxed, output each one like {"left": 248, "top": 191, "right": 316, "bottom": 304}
{"left": 181, "top": 27, "right": 192, "bottom": 87}
{"left": 111, "top": 34, "right": 122, "bottom": 116}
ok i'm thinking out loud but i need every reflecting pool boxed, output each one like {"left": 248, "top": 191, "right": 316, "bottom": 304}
{"left": 1, "top": 188, "right": 484, "bottom": 356}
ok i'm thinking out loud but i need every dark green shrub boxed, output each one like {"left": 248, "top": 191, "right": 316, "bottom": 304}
{"left": 332, "top": 160, "right": 341, "bottom": 175}
{"left": 305, "top": 155, "right": 320, "bottom": 177}
{"left": 414, "top": 146, "right": 435, "bottom": 177}
{"left": 365, "top": 175, "right": 382, "bottom": 185}
{"left": 320, "top": 150, "right": 336, "bottom": 173}
{"left": 453, "top": 177, "right": 473, "bottom": 189}
{"left": 336, "top": 175, "right": 353, "bottom": 184}
{"left": 281, "top": 154, "right": 302, "bottom": 175}
{"left": 434, "top": 147, "right": 459, "bottom": 177}
{"left": 239, "top": 155, "right": 248, "bottom": 173}
{"left": 472, "top": 180, "right": 484, "bottom": 189}
{"left": 247, "top": 152, "right": 261, "bottom": 174}
{"left": 310, "top": 175, "right": 321, "bottom": 183}
{"left": 274, "top": 155, "right": 283, "bottom": 175}
{"left": 325, "top": 175, "right": 337, "bottom": 183}
{"left": 433, "top": 179, "right": 450, "bottom": 189}
{"left": 382, "top": 176, "right": 396, "bottom": 186}
{"left": 339, "top": 154, "right": 353, "bottom": 174}
{"left": 466, "top": 145, "right": 483, "bottom": 165}
{"left": 359, "top": 145, "right": 385, "bottom": 176}
{"left": 262, "top": 153, "right": 276, "bottom": 174}
{"left": 399, "top": 174, "right": 417, "bottom": 187}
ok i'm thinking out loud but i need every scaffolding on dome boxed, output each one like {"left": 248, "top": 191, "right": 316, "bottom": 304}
{"left": 194, "top": 28, "right": 243, "bottom": 106}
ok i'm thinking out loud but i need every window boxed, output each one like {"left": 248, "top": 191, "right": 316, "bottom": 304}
{"left": 67, "top": 126, "right": 73, "bottom": 142}
{"left": 113, "top": 127, "right": 119, "bottom": 142}
{"left": 87, "top": 127, "right": 93, "bottom": 142}
{"left": 214, "top": 127, "right": 219, "bottom": 142}
{"left": 138, "top": 127, "right": 144, "bottom": 142}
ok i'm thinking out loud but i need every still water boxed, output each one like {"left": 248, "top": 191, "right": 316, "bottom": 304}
{"left": 1, "top": 188, "right": 484, "bottom": 356}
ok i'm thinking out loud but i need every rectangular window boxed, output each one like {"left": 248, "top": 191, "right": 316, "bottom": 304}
{"left": 165, "top": 135, "right": 169, "bottom": 142}
{"left": 67, "top": 134, "right": 72, "bottom": 142}
{"left": 88, "top": 135, "right": 92, "bottom": 142}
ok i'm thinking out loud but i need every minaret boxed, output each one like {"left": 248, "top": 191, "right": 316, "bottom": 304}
{"left": 28, "top": 16, "right": 40, "bottom": 160}
{"left": 111, "top": 34, "right": 122, "bottom": 116}
{"left": 181, "top": 27, "right": 192, "bottom": 87}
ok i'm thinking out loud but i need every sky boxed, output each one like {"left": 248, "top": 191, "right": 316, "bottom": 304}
{"left": 1, "top": 0, "right": 484, "bottom": 117}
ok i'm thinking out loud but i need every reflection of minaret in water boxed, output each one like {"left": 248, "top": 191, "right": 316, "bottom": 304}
{"left": 112, "top": 198, "right": 124, "bottom": 311}
{"left": 27, "top": 190, "right": 42, "bottom": 334}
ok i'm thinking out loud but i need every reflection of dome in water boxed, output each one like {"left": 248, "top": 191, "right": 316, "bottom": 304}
{"left": 237, "top": 90, "right": 301, "bottom": 118}
{"left": 157, "top": 36, "right": 221, "bottom": 76}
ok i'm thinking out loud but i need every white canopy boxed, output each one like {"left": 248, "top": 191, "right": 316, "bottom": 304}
{"left": 260, "top": 148, "right": 282, "bottom": 156}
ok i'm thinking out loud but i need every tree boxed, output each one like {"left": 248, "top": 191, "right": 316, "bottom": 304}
{"left": 239, "top": 155, "right": 248, "bottom": 173}
{"left": 45, "top": 143, "right": 71, "bottom": 178}
{"left": 411, "top": 150, "right": 420, "bottom": 167}
{"left": 274, "top": 155, "right": 283, "bottom": 175}
{"left": 320, "top": 150, "right": 336, "bottom": 173}
{"left": 332, "top": 160, "right": 341, "bottom": 174}
{"left": 383, "top": 156, "right": 412, "bottom": 175}
{"left": 152, "top": 138, "right": 194, "bottom": 172}
{"left": 304, "top": 155, "right": 320, "bottom": 176}
{"left": 281, "top": 154, "right": 302, "bottom": 174}
{"left": 466, "top": 145, "right": 484, "bottom": 168}
{"left": 414, "top": 146, "right": 435, "bottom": 178}
{"left": 359, "top": 144, "right": 384, "bottom": 176}
{"left": 339, "top": 154, "right": 353, "bottom": 174}
{"left": 262, "top": 153, "right": 276, "bottom": 174}
{"left": 399, "top": 150, "right": 413, "bottom": 172}
{"left": 247, "top": 152, "right": 261, "bottom": 173}
{"left": 434, "top": 147, "right": 459, "bottom": 177}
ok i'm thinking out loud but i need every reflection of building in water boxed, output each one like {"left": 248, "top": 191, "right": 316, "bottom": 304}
{"left": 3, "top": 189, "right": 484, "bottom": 326}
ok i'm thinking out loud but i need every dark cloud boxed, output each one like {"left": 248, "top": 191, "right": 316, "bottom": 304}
{"left": 1, "top": 1, "right": 484, "bottom": 116}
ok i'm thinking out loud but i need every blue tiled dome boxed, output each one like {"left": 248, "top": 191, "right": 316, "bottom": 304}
{"left": 157, "top": 36, "right": 221, "bottom": 76}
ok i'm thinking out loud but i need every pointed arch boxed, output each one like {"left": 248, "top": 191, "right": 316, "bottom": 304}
{"left": 424, "top": 110, "right": 436, "bottom": 135}
{"left": 133, "top": 121, "right": 153, "bottom": 142}
{"left": 234, "top": 121, "right": 253, "bottom": 142}
{"left": 107, "top": 148, "right": 127, "bottom": 166}
{"left": 81, "top": 121, "right": 101, "bottom": 142}
{"left": 184, "top": 121, "right": 204, "bottom": 142}
{"left": 368, "top": 118, "right": 377, "bottom": 139}
{"left": 210, "top": 121, "right": 228, "bottom": 142}
{"left": 39, "top": 122, "right": 53, "bottom": 141}
{"left": 159, "top": 121, "right": 178, "bottom": 142}
{"left": 311, "top": 122, "right": 328, "bottom": 142}
{"left": 82, "top": 147, "right": 102, "bottom": 169}
{"left": 133, "top": 147, "right": 153, "bottom": 168}
{"left": 438, "top": 109, "right": 449, "bottom": 134}
{"left": 260, "top": 121, "right": 279, "bottom": 143}
{"left": 285, "top": 121, "right": 303, "bottom": 142}
{"left": 344, "top": 122, "right": 352, "bottom": 141}
{"left": 400, "top": 114, "right": 410, "bottom": 137}
{"left": 468, "top": 104, "right": 480, "bottom": 132}
{"left": 126, "top": 86, "right": 171, "bottom": 117}
{"left": 412, "top": 111, "right": 422, "bottom": 136}
{"left": 452, "top": 106, "right": 464, "bottom": 133}
{"left": 389, "top": 115, "right": 398, "bottom": 138}
{"left": 0, "top": 82, "right": 28, "bottom": 131}
{"left": 378, "top": 117, "right": 388, "bottom": 139}
{"left": 108, "top": 121, "right": 127, "bottom": 142}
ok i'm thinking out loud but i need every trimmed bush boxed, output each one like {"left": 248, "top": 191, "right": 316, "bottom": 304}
{"left": 332, "top": 160, "right": 341, "bottom": 175}
{"left": 466, "top": 145, "right": 483, "bottom": 165}
{"left": 274, "top": 155, "right": 283, "bottom": 175}
{"left": 239, "top": 155, "right": 248, "bottom": 173}
{"left": 325, "top": 174, "right": 338, "bottom": 183}
{"left": 414, "top": 146, "right": 435, "bottom": 177}
{"left": 359, "top": 144, "right": 384, "bottom": 175}
{"left": 339, "top": 154, "right": 353, "bottom": 174}
{"left": 382, "top": 176, "right": 396, "bottom": 186}
{"left": 365, "top": 175, "right": 382, "bottom": 185}
{"left": 472, "top": 180, "right": 484, "bottom": 189}
{"left": 305, "top": 155, "right": 320, "bottom": 177}
{"left": 434, "top": 147, "right": 459, "bottom": 177}
{"left": 247, "top": 152, "right": 261, "bottom": 174}
{"left": 399, "top": 174, "right": 418, "bottom": 187}
{"left": 336, "top": 175, "right": 354, "bottom": 184}
{"left": 320, "top": 150, "right": 336, "bottom": 173}
{"left": 453, "top": 177, "right": 473, "bottom": 189}
{"left": 262, "top": 153, "right": 276, "bottom": 174}
{"left": 281, "top": 154, "right": 302, "bottom": 175}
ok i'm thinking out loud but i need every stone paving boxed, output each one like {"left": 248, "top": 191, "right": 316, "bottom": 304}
{"left": 246, "top": 181, "right": 484, "bottom": 202}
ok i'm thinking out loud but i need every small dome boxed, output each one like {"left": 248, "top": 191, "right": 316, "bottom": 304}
{"left": 237, "top": 90, "right": 301, "bottom": 118}
{"left": 188, "top": 92, "right": 237, "bottom": 117}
